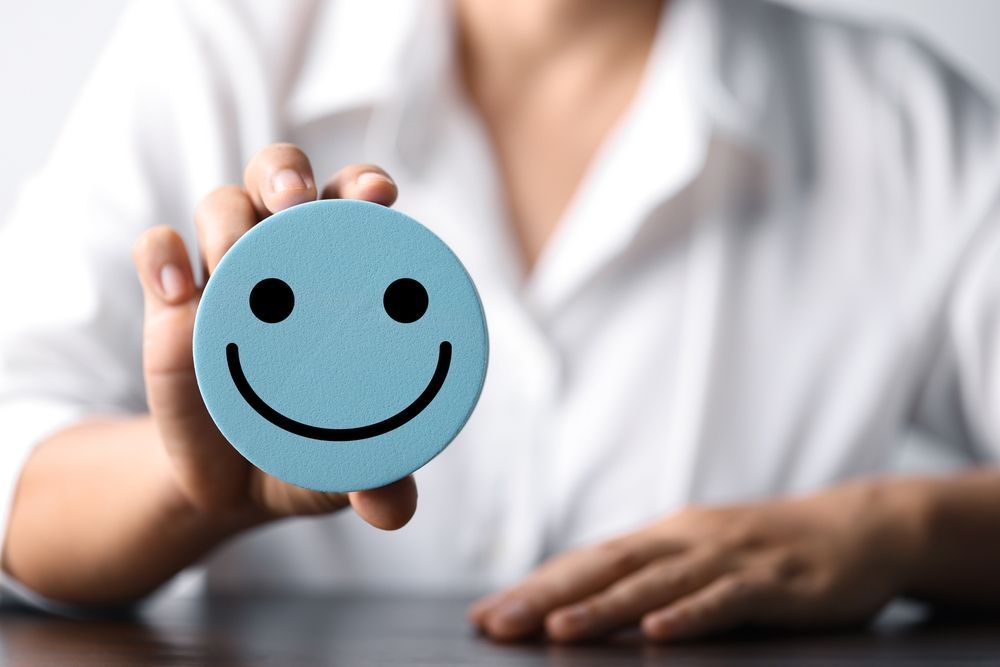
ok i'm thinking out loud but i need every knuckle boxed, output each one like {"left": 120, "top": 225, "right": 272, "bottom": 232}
{"left": 664, "top": 565, "right": 699, "bottom": 593}
{"left": 719, "top": 573, "right": 772, "bottom": 606}
{"left": 212, "top": 183, "right": 248, "bottom": 203}
{"left": 599, "top": 584, "right": 634, "bottom": 613}
{"left": 323, "top": 164, "right": 396, "bottom": 202}
{"left": 803, "top": 570, "right": 837, "bottom": 596}
{"left": 195, "top": 186, "right": 249, "bottom": 223}
{"left": 576, "top": 597, "right": 606, "bottom": 620}
{"left": 269, "top": 143, "right": 309, "bottom": 167}
{"left": 512, "top": 594, "right": 545, "bottom": 618}
{"left": 597, "top": 540, "right": 645, "bottom": 575}
{"left": 646, "top": 531, "right": 688, "bottom": 556}
{"left": 132, "top": 229, "right": 154, "bottom": 259}
{"left": 194, "top": 190, "right": 256, "bottom": 256}
{"left": 718, "top": 518, "right": 764, "bottom": 552}
{"left": 772, "top": 552, "right": 808, "bottom": 581}
{"left": 349, "top": 162, "right": 390, "bottom": 177}
{"left": 721, "top": 575, "right": 752, "bottom": 598}
{"left": 686, "top": 536, "right": 724, "bottom": 563}
{"left": 215, "top": 183, "right": 247, "bottom": 197}
{"left": 271, "top": 141, "right": 304, "bottom": 155}
{"left": 255, "top": 142, "right": 303, "bottom": 162}
{"left": 501, "top": 583, "right": 544, "bottom": 611}
{"left": 244, "top": 143, "right": 307, "bottom": 181}
{"left": 133, "top": 225, "right": 173, "bottom": 258}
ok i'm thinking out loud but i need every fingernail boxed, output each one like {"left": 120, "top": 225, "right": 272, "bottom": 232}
{"left": 645, "top": 610, "right": 678, "bottom": 638}
{"left": 557, "top": 605, "right": 590, "bottom": 630}
{"left": 469, "top": 593, "right": 502, "bottom": 620}
{"left": 355, "top": 171, "right": 394, "bottom": 188}
{"left": 272, "top": 168, "right": 308, "bottom": 192}
{"left": 492, "top": 599, "right": 532, "bottom": 632}
{"left": 159, "top": 263, "right": 186, "bottom": 301}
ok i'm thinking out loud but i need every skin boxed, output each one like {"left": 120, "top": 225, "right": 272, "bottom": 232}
{"left": 3, "top": 154, "right": 416, "bottom": 604}
{"left": 456, "top": 0, "right": 663, "bottom": 264}
{"left": 6, "top": 0, "right": 1000, "bottom": 645}
{"left": 468, "top": 479, "right": 924, "bottom": 642}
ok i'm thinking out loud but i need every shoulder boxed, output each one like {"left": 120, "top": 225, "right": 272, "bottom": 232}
{"left": 110, "top": 0, "right": 423, "bottom": 130}
{"left": 110, "top": 0, "right": 328, "bottom": 85}
{"left": 709, "top": 0, "right": 1000, "bottom": 218}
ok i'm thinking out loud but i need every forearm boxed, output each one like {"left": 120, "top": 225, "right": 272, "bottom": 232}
{"left": 887, "top": 468, "right": 1000, "bottom": 607}
{"left": 2, "top": 416, "right": 264, "bottom": 606}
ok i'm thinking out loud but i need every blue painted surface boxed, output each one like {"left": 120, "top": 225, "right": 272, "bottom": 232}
{"left": 194, "top": 200, "right": 488, "bottom": 492}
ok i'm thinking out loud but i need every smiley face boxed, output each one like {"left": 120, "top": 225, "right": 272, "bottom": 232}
{"left": 193, "top": 200, "right": 488, "bottom": 492}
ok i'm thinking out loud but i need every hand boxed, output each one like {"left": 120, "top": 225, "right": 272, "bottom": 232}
{"left": 469, "top": 479, "right": 926, "bottom": 642}
{"left": 132, "top": 143, "right": 414, "bottom": 527}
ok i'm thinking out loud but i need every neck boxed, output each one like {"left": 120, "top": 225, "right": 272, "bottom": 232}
{"left": 456, "top": 0, "right": 666, "bottom": 89}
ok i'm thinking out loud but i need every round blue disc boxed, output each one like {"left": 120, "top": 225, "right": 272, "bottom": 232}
{"left": 193, "top": 200, "right": 489, "bottom": 492}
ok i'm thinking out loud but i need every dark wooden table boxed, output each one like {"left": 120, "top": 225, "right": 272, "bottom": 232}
{"left": 2, "top": 595, "right": 999, "bottom": 666}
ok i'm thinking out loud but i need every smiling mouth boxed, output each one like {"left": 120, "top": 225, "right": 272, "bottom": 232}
{"left": 226, "top": 341, "right": 452, "bottom": 441}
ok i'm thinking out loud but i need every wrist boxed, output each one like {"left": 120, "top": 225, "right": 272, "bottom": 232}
{"left": 147, "top": 419, "right": 270, "bottom": 538}
{"left": 863, "top": 476, "right": 936, "bottom": 594}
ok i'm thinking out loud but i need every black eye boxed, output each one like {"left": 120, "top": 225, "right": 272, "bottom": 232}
{"left": 383, "top": 278, "right": 428, "bottom": 323}
{"left": 249, "top": 278, "right": 295, "bottom": 323}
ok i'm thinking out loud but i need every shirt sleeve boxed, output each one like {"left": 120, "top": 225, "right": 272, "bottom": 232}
{"left": 0, "top": 0, "right": 267, "bottom": 603}
{"left": 900, "top": 42, "right": 1000, "bottom": 465}
{"left": 922, "top": 209, "right": 1000, "bottom": 465}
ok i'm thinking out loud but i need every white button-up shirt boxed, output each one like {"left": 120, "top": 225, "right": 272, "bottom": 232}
{"left": 2, "top": 0, "right": 1000, "bottom": 601}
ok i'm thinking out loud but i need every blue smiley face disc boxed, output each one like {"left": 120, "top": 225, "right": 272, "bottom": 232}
{"left": 193, "top": 200, "right": 488, "bottom": 492}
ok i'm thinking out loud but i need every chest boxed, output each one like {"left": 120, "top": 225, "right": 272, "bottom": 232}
{"left": 492, "top": 147, "right": 970, "bottom": 547}
{"left": 469, "top": 64, "right": 653, "bottom": 268}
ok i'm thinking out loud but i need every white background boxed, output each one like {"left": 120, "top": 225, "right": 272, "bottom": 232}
{"left": 1, "top": 1, "right": 999, "bottom": 221}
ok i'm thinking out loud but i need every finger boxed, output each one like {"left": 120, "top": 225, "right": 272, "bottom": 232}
{"left": 473, "top": 538, "right": 661, "bottom": 638}
{"left": 348, "top": 475, "right": 418, "bottom": 530}
{"left": 133, "top": 226, "right": 197, "bottom": 377}
{"left": 641, "top": 573, "right": 779, "bottom": 642}
{"left": 242, "top": 471, "right": 350, "bottom": 518}
{"left": 243, "top": 143, "right": 317, "bottom": 217}
{"left": 475, "top": 531, "right": 683, "bottom": 641}
{"left": 133, "top": 227, "right": 250, "bottom": 508}
{"left": 466, "top": 592, "right": 504, "bottom": 626}
{"left": 321, "top": 164, "right": 398, "bottom": 206}
{"left": 195, "top": 185, "right": 258, "bottom": 276}
{"left": 545, "top": 553, "right": 720, "bottom": 642}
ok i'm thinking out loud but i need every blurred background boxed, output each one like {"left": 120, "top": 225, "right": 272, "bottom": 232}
{"left": 2, "top": 0, "right": 1000, "bottom": 222}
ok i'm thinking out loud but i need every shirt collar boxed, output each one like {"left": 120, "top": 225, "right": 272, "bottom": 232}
{"left": 286, "top": 0, "right": 436, "bottom": 130}
{"left": 526, "top": 0, "right": 718, "bottom": 310}
{"left": 286, "top": 0, "right": 775, "bottom": 310}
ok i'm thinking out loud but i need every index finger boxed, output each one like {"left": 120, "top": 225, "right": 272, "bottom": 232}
{"left": 321, "top": 163, "right": 398, "bottom": 206}
{"left": 243, "top": 143, "right": 318, "bottom": 217}
{"left": 471, "top": 532, "right": 682, "bottom": 640}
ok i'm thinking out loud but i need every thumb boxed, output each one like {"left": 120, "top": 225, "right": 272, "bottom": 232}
{"left": 347, "top": 475, "right": 419, "bottom": 530}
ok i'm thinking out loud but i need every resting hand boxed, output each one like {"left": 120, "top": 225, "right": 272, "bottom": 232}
{"left": 470, "top": 479, "right": 924, "bottom": 642}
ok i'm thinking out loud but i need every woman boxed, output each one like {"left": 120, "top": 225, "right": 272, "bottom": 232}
{"left": 2, "top": 0, "right": 1000, "bottom": 643}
